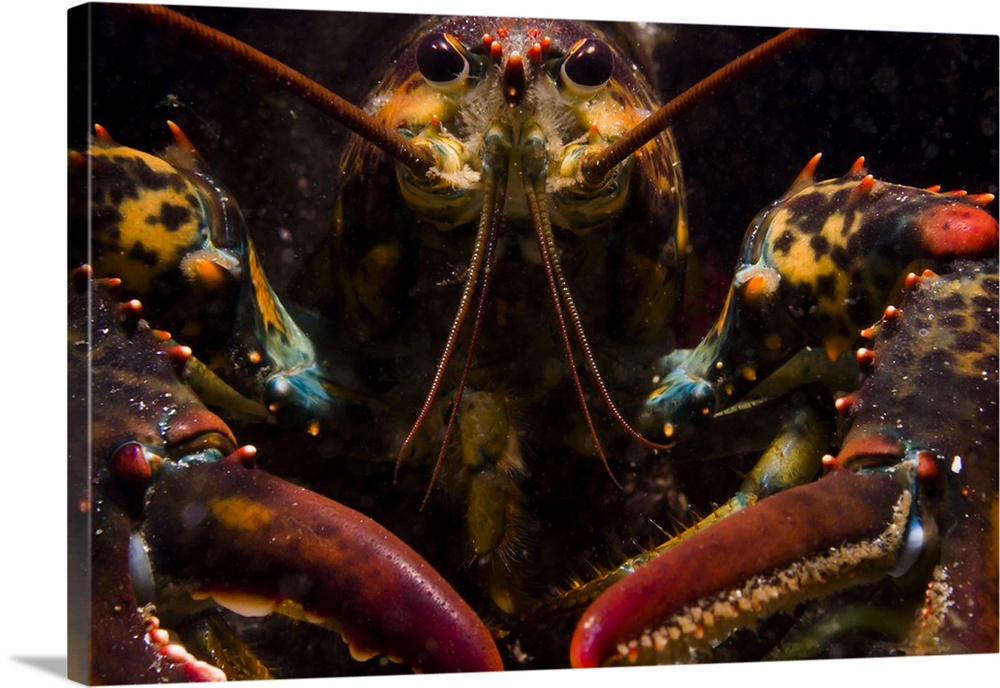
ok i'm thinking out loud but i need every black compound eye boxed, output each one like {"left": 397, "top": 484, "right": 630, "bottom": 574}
{"left": 560, "top": 38, "right": 614, "bottom": 96}
{"left": 416, "top": 32, "right": 471, "bottom": 89}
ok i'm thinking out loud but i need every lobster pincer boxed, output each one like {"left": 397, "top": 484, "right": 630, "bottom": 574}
{"left": 571, "top": 258, "right": 998, "bottom": 665}
{"left": 69, "top": 267, "right": 502, "bottom": 682}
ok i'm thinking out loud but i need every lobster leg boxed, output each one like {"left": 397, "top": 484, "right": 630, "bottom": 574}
{"left": 532, "top": 386, "right": 834, "bottom": 616}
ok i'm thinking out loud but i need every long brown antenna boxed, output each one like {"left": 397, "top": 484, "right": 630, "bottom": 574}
{"left": 419, "top": 202, "right": 502, "bottom": 508}
{"left": 394, "top": 134, "right": 511, "bottom": 477}
{"left": 123, "top": 4, "right": 433, "bottom": 174}
{"left": 582, "top": 28, "right": 817, "bottom": 187}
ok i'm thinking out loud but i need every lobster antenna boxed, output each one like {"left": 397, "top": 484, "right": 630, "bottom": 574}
{"left": 394, "top": 134, "right": 510, "bottom": 478}
{"left": 526, "top": 161, "right": 674, "bottom": 468}
{"left": 535, "top": 190, "right": 675, "bottom": 453}
{"left": 581, "top": 27, "right": 818, "bottom": 187}
{"left": 124, "top": 4, "right": 434, "bottom": 175}
{"left": 419, "top": 199, "right": 502, "bottom": 509}
{"left": 524, "top": 175, "right": 622, "bottom": 484}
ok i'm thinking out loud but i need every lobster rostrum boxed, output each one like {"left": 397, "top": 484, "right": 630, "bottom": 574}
{"left": 69, "top": 3, "right": 998, "bottom": 678}
{"left": 68, "top": 266, "right": 502, "bottom": 682}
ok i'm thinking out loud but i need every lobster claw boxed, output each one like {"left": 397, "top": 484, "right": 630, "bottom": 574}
{"left": 139, "top": 454, "right": 503, "bottom": 673}
{"left": 71, "top": 269, "right": 502, "bottom": 681}
{"left": 569, "top": 468, "right": 912, "bottom": 666}
{"left": 573, "top": 259, "right": 999, "bottom": 666}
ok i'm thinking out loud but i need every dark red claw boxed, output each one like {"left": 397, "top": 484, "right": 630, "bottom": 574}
{"left": 89, "top": 501, "right": 214, "bottom": 684}
{"left": 142, "top": 459, "right": 504, "bottom": 673}
{"left": 570, "top": 470, "right": 904, "bottom": 668}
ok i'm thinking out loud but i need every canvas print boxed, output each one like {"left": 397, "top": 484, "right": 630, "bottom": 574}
{"left": 67, "top": 2, "right": 998, "bottom": 683}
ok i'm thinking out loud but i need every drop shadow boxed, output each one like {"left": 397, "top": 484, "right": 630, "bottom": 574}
{"left": 10, "top": 656, "right": 67, "bottom": 678}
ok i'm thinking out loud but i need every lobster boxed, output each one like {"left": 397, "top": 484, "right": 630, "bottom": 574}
{"left": 66, "top": 3, "right": 998, "bottom": 679}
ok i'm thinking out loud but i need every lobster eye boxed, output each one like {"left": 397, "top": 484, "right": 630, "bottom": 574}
{"left": 417, "top": 32, "right": 472, "bottom": 90}
{"left": 560, "top": 38, "right": 614, "bottom": 97}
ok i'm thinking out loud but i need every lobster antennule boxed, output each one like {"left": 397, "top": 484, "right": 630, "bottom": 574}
{"left": 393, "top": 127, "right": 509, "bottom": 490}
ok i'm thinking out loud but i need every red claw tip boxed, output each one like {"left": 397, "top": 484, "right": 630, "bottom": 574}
{"left": 849, "top": 174, "right": 876, "bottom": 202}
{"left": 802, "top": 152, "right": 822, "bottom": 178}
{"left": 110, "top": 442, "right": 153, "bottom": 493}
{"left": 117, "top": 299, "right": 144, "bottom": 329}
{"left": 118, "top": 298, "right": 143, "bottom": 317}
{"left": 68, "top": 150, "right": 87, "bottom": 169}
{"left": 70, "top": 264, "right": 95, "bottom": 289}
{"left": 915, "top": 450, "right": 940, "bottom": 483}
{"left": 785, "top": 153, "right": 823, "bottom": 196}
{"left": 917, "top": 201, "right": 999, "bottom": 259}
{"left": 167, "top": 120, "right": 198, "bottom": 154}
